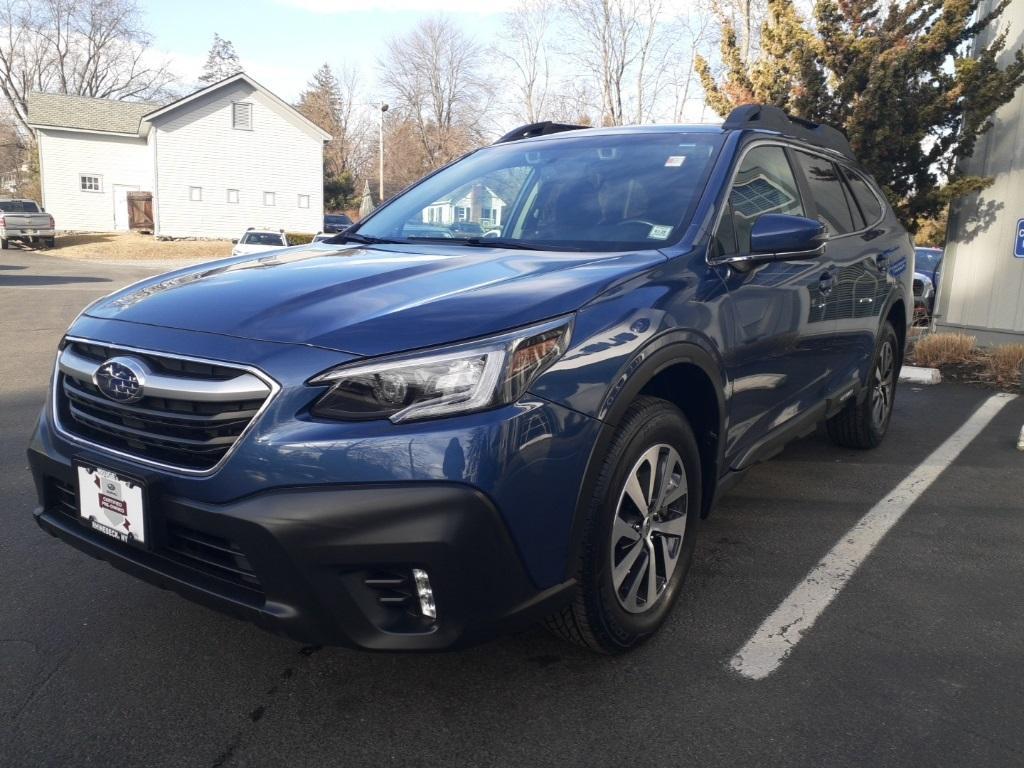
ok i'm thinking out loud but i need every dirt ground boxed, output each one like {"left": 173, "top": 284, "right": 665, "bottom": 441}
{"left": 25, "top": 232, "right": 232, "bottom": 263}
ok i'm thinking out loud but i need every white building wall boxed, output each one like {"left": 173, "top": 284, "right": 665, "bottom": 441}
{"left": 36, "top": 129, "right": 151, "bottom": 232}
{"left": 936, "top": 0, "right": 1024, "bottom": 342}
{"left": 151, "top": 80, "right": 324, "bottom": 239}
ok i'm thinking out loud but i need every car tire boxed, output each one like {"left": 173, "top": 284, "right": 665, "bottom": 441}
{"left": 46, "top": 237, "right": 56, "bottom": 248}
{"left": 827, "top": 321, "right": 900, "bottom": 449}
{"left": 546, "top": 395, "right": 702, "bottom": 654}
{"left": 1, "top": 238, "right": 8, "bottom": 250}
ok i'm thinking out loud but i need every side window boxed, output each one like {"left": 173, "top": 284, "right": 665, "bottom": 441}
{"left": 844, "top": 169, "right": 883, "bottom": 225}
{"left": 792, "top": 152, "right": 855, "bottom": 235}
{"left": 716, "top": 145, "right": 804, "bottom": 256}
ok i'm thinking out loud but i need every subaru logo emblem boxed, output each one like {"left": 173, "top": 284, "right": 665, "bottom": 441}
{"left": 93, "top": 357, "right": 147, "bottom": 404}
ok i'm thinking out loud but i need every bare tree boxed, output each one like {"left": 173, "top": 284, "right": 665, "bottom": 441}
{"left": 0, "top": 0, "right": 177, "bottom": 135}
{"left": 495, "top": 0, "right": 556, "bottom": 123}
{"left": 378, "top": 16, "right": 492, "bottom": 171}
{"left": 562, "top": 0, "right": 672, "bottom": 126}
{"left": 668, "top": 0, "right": 716, "bottom": 122}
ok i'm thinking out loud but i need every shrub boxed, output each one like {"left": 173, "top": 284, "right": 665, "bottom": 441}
{"left": 286, "top": 232, "right": 315, "bottom": 245}
{"left": 985, "top": 344, "right": 1024, "bottom": 388}
{"left": 911, "top": 333, "right": 977, "bottom": 368}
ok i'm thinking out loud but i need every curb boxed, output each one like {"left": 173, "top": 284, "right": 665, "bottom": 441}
{"left": 899, "top": 366, "right": 942, "bottom": 385}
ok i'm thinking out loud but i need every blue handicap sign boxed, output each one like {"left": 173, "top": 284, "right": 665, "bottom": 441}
{"left": 1016, "top": 218, "right": 1024, "bottom": 258}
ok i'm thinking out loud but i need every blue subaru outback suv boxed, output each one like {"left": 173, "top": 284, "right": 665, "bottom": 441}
{"left": 28, "top": 106, "right": 913, "bottom": 653}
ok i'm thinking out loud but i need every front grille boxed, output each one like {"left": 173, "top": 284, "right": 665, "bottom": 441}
{"left": 44, "top": 477, "right": 264, "bottom": 602}
{"left": 55, "top": 340, "right": 273, "bottom": 472}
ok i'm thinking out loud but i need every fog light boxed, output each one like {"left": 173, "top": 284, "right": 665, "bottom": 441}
{"left": 411, "top": 568, "right": 437, "bottom": 619}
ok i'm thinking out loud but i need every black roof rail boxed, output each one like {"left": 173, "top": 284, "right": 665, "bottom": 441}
{"left": 724, "top": 104, "right": 854, "bottom": 160}
{"left": 494, "top": 121, "right": 589, "bottom": 144}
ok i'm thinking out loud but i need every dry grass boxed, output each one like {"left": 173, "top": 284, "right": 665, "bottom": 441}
{"left": 37, "top": 231, "right": 231, "bottom": 263}
{"left": 911, "top": 332, "right": 978, "bottom": 368}
{"left": 986, "top": 344, "right": 1024, "bottom": 389}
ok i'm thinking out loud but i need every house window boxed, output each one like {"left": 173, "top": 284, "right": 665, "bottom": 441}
{"left": 227, "top": 189, "right": 239, "bottom": 204}
{"left": 298, "top": 194, "right": 310, "bottom": 209}
{"left": 189, "top": 186, "right": 202, "bottom": 202}
{"left": 232, "top": 102, "right": 253, "bottom": 130}
{"left": 263, "top": 191, "right": 275, "bottom": 206}
{"left": 80, "top": 174, "right": 102, "bottom": 192}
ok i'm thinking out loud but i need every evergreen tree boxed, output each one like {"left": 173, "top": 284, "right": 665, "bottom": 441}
{"left": 199, "top": 34, "right": 242, "bottom": 84}
{"left": 296, "top": 64, "right": 352, "bottom": 210}
{"left": 697, "top": 0, "right": 1024, "bottom": 230}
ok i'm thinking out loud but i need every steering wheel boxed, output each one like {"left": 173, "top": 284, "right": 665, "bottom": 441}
{"left": 615, "top": 218, "right": 656, "bottom": 229}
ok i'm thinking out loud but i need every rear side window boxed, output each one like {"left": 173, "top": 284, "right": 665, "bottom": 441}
{"left": 792, "top": 152, "right": 855, "bottom": 236}
{"left": 716, "top": 145, "right": 804, "bottom": 256}
{"left": 0, "top": 200, "right": 39, "bottom": 212}
{"left": 844, "top": 170, "right": 883, "bottom": 225}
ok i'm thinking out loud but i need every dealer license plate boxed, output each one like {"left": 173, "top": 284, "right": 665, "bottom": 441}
{"left": 76, "top": 465, "right": 147, "bottom": 546}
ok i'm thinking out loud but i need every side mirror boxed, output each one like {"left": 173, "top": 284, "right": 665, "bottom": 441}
{"left": 749, "top": 214, "right": 826, "bottom": 260}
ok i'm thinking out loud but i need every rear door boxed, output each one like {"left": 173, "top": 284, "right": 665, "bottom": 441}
{"left": 713, "top": 143, "right": 839, "bottom": 467}
{"left": 789, "top": 150, "right": 887, "bottom": 401}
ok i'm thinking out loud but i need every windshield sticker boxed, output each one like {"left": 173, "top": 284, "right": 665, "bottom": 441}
{"left": 664, "top": 155, "right": 686, "bottom": 167}
{"left": 648, "top": 225, "right": 673, "bottom": 240}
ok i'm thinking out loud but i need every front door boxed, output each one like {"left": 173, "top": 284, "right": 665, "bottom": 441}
{"left": 112, "top": 184, "right": 139, "bottom": 231}
{"left": 713, "top": 144, "right": 838, "bottom": 468}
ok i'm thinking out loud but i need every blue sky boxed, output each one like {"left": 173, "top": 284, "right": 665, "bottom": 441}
{"left": 142, "top": 0, "right": 508, "bottom": 101}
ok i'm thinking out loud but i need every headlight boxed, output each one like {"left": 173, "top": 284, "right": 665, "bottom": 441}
{"left": 309, "top": 317, "right": 572, "bottom": 423}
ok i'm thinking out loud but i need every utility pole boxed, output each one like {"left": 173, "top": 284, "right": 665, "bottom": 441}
{"left": 378, "top": 102, "right": 389, "bottom": 204}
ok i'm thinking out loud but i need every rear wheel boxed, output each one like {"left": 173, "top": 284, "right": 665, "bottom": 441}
{"left": 1, "top": 238, "right": 8, "bottom": 250}
{"left": 546, "top": 396, "right": 702, "bottom": 654}
{"left": 827, "top": 321, "right": 899, "bottom": 449}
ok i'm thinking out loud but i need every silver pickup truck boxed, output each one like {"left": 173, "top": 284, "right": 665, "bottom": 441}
{"left": 0, "top": 199, "right": 55, "bottom": 249}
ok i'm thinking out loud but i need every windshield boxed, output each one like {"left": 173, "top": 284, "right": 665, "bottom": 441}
{"left": 241, "top": 232, "right": 285, "bottom": 246}
{"left": 355, "top": 132, "right": 724, "bottom": 251}
{"left": 0, "top": 200, "right": 40, "bottom": 213}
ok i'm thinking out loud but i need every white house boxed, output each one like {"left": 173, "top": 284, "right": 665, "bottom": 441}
{"left": 423, "top": 184, "right": 506, "bottom": 229}
{"left": 27, "top": 73, "right": 330, "bottom": 239}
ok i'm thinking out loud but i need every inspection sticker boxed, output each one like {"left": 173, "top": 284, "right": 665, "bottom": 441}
{"left": 648, "top": 225, "right": 673, "bottom": 240}
{"left": 664, "top": 155, "right": 686, "bottom": 167}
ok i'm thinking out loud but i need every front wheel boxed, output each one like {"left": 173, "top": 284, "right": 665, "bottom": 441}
{"left": 827, "top": 321, "right": 900, "bottom": 449}
{"left": 546, "top": 396, "right": 702, "bottom": 654}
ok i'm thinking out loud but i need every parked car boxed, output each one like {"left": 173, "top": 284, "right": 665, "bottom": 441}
{"left": 449, "top": 221, "right": 484, "bottom": 237}
{"left": 402, "top": 223, "right": 455, "bottom": 239}
{"left": 28, "top": 106, "right": 913, "bottom": 654}
{"left": 323, "top": 213, "right": 353, "bottom": 233}
{"left": 231, "top": 228, "right": 287, "bottom": 256}
{"left": 0, "top": 198, "right": 55, "bottom": 249}
{"left": 913, "top": 246, "right": 943, "bottom": 323}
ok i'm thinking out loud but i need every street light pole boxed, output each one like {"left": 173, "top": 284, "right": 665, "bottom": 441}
{"left": 378, "top": 102, "right": 388, "bottom": 204}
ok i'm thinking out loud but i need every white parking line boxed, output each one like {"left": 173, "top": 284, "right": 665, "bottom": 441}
{"left": 729, "top": 392, "right": 1018, "bottom": 681}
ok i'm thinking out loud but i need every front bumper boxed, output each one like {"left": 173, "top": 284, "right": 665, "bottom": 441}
{"left": 29, "top": 448, "right": 574, "bottom": 650}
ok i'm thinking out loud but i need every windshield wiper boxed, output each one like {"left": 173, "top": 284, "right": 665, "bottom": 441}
{"left": 335, "top": 231, "right": 404, "bottom": 245}
{"left": 455, "top": 237, "right": 582, "bottom": 252}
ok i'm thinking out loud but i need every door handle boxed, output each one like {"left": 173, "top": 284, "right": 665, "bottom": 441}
{"left": 819, "top": 272, "right": 835, "bottom": 296}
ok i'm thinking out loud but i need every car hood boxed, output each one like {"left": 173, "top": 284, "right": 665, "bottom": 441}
{"left": 84, "top": 242, "right": 666, "bottom": 356}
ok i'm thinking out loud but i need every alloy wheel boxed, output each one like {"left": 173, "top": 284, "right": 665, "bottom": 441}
{"left": 872, "top": 339, "right": 896, "bottom": 429}
{"left": 609, "top": 444, "right": 689, "bottom": 614}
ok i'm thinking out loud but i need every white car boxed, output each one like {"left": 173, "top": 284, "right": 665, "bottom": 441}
{"left": 232, "top": 228, "right": 288, "bottom": 256}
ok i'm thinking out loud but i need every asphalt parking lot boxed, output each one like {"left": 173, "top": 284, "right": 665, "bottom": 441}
{"left": 2, "top": 251, "right": 1023, "bottom": 768}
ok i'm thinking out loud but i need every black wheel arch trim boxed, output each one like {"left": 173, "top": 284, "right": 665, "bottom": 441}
{"left": 562, "top": 333, "right": 728, "bottom": 581}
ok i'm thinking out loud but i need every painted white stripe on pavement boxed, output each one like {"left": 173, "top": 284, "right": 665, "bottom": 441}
{"left": 729, "top": 392, "right": 1017, "bottom": 681}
